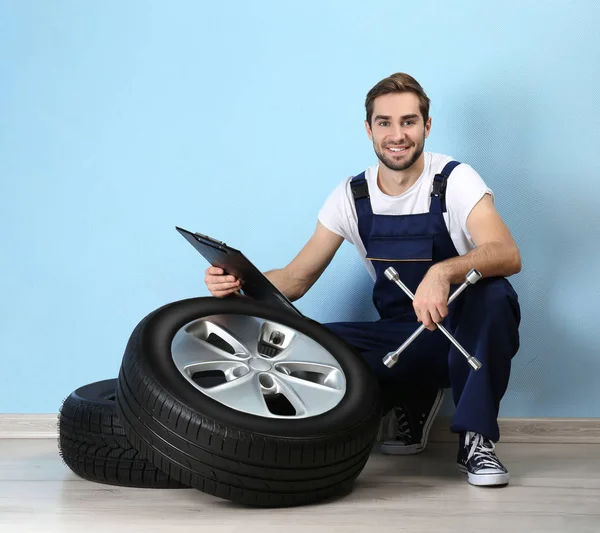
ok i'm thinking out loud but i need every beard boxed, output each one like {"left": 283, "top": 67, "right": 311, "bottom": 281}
{"left": 373, "top": 135, "right": 425, "bottom": 171}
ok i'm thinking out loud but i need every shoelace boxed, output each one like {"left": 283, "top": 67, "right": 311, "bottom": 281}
{"left": 394, "top": 408, "right": 412, "bottom": 441}
{"left": 465, "top": 431, "right": 504, "bottom": 469}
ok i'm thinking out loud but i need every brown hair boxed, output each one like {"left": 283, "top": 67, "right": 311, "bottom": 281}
{"left": 365, "top": 73, "right": 430, "bottom": 125}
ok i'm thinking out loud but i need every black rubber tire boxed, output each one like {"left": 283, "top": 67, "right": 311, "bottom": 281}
{"left": 115, "top": 297, "right": 383, "bottom": 507}
{"left": 58, "top": 379, "right": 187, "bottom": 488}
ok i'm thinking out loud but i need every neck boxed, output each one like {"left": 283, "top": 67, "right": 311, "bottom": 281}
{"left": 377, "top": 153, "right": 426, "bottom": 196}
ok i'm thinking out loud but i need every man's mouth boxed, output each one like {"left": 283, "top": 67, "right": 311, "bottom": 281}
{"left": 386, "top": 145, "right": 410, "bottom": 154}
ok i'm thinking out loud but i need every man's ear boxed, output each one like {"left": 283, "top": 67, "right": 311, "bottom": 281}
{"left": 364, "top": 120, "right": 373, "bottom": 141}
{"left": 424, "top": 117, "right": 432, "bottom": 138}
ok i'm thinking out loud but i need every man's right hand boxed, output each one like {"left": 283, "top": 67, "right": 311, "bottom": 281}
{"left": 204, "top": 266, "right": 242, "bottom": 298}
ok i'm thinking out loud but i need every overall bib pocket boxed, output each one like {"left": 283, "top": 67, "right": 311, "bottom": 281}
{"left": 366, "top": 235, "right": 434, "bottom": 263}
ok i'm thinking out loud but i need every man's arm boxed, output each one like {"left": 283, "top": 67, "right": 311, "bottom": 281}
{"left": 432, "top": 193, "right": 522, "bottom": 283}
{"left": 413, "top": 193, "right": 521, "bottom": 330}
{"left": 264, "top": 221, "right": 344, "bottom": 301}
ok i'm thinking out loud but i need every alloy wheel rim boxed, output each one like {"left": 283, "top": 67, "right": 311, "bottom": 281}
{"left": 170, "top": 313, "right": 347, "bottom": 419}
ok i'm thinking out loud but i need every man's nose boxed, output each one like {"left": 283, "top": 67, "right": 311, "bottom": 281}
{"left": 388, "top": 125, "right": 406, "bottom": 141}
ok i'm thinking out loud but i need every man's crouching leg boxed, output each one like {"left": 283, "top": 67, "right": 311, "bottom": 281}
{"left": 448, "top": 276, "right": 521, "bottom": 486}
{"left": 321, "top": 319, "right": 448, "bottom": 456}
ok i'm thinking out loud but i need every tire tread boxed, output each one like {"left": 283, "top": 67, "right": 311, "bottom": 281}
{"left": 58, "top": 385, "right": 186, "bottom": 489}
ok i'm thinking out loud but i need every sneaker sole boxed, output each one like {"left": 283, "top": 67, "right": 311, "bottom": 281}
{"left": 380, "top": 389, "right": 444, "bottom": 456}
{"left": 457, "top": 464, "right": 510, "bottom": 486}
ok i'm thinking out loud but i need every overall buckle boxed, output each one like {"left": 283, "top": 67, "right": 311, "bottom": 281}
{"left": 431, "top": 174, "right": 447, "bottom": 197}
{"left": 351, "top": 180, "right": 370, "bottom": 200}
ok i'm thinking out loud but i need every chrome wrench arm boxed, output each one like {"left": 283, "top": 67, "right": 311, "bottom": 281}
{"left": 382, "top": 267, "right": 482, "bottom": 371}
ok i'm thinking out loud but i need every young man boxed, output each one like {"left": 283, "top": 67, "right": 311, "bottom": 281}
{"left": 205, "top": 73, "right": 522, "bottom": 487}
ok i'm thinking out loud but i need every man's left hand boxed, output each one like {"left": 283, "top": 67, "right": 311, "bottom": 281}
{"left": 413, "top": 266, "right": 451, "bottom": 331}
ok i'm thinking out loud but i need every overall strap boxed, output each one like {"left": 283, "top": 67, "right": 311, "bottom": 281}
{"left": 430, "top": 160, "right": 461, "bottom": 214}
{"left": 350, "top": 172, "right": 372, "bottom": 250}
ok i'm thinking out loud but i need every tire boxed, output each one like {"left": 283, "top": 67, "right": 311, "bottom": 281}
{"left": 115, "top": 297, "right": 383, "bottom": 507}
{"left": 58, "top": 379, "right": 187, "bottom": 488}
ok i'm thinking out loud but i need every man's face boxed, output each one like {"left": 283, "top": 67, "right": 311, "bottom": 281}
{"left": 365, "top": 92, "right": 431, "bottom": 172}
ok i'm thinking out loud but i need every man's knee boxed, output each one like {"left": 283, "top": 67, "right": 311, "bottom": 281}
{"left": 463, "top": 277, "right": 519, "bottom": 316}
{"left": 452, "top": 276, "right": 521, "bottom": 357}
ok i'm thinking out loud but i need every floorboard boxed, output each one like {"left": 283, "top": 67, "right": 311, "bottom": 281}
{"left": 0, "top": 439, "right": 599, "bottom": 533}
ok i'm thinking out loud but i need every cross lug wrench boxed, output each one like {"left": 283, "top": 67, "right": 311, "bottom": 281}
{"left": 382, "top": 267, "right": 483, "bottom": 371}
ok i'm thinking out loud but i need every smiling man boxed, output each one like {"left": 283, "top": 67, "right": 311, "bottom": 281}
{"left": 204, "top": 72, "right": 522, "bottom": 487}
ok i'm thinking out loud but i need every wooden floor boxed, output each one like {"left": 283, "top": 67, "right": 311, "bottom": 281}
{"left": 1, "top": 439, "right": 599, "bottom": 533}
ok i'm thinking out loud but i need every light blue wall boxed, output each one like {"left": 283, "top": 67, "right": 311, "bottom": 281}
{"left": 1, "top": 1, "right": 598, "bottom": 416}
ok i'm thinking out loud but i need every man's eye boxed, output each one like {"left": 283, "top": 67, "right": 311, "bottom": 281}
{"left": 378, "top": 121, "right": 389, "bottom": 126}
{"left": 402, "top": 120, "right": 415, "bottom": 126}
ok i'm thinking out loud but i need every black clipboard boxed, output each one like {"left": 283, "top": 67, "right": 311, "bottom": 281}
{"left": 176, "top": 226, "right": 304, "bottom": 317}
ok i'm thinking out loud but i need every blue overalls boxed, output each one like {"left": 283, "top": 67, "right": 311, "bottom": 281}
{"left": 322, "top": 162, "right": 521, "bottom": 442}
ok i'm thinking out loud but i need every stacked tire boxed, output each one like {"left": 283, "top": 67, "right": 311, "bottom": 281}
{"left": 59, "top": 296, "right": 383, "bottom": 507}
{"left": 58, "top": 379, "right": 185, "bottom": 489}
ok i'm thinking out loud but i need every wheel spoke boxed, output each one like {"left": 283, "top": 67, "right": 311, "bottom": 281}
{"left": 274, "top": 333, "right": 343, "bottom": 369}
{"left": 272, "top": 372, "right": 345, "bottom": 418}
{"left": 274, "top": 361, "right": 342, "bottom": 380}
{"left": 172, "top": 329, "right": 247, "bottom": 369}
{"left": 200, "top": 314, "right": 264, "bottom": 356}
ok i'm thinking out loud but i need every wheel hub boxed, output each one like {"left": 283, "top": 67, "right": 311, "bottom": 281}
{"left": 249, "top": 358, "right": 272, "bottom": 372}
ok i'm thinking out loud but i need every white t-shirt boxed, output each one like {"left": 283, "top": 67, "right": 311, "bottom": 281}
{"left": 318, "top": 152, "right": 493, "bottom": 281}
